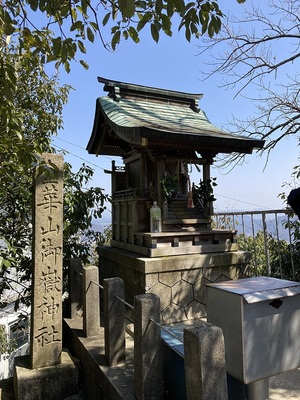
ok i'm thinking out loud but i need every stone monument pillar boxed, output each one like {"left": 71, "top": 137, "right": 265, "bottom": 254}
{"left": 14, "top": 154, "right": 78, "bottom": 400}
{"left": 30, "top": 153, "right": 64, "bottom": 368}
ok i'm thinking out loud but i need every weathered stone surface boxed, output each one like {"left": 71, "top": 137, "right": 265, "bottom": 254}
{"left": 223, "top": 265, "right": 240, "bottom": 280}
{"left": 161, "top": 303, "right": 187, "bottom": 325}
{"left": 69, "top": 258, "right": 83, "bottom": 319}
{"left": 172, "top": 281, "right": 193, "bottom": 307}
{"left": 185, "top": 300, "right": 206, "bottom": 320}
{"left": 182, "top": 268, "right": 203, "bottom": 284}
{"left": 159, "top": 271, "right": 181, "bottom": 287}
{"left": 30, "top": 154, "right": 63, "bottom": 369}
{"left": 145, "top": 273, "right": 158, "bottom": 291}
{"left": 83, "top": 266, "right": 101, "bottom": 338}
{"left": 134, "top": 294, "right": 163, "bottom": 400}
{"left": 193, "top": 277, "right": 211, "bottom": 305}
{"left": 103, "top": 277, "right": 125, "bottom": 366}
{"left": 98, "top": 247, "right": 252, "bottom": 323}
{"left": 150, "top": 282, "right": 171, "bottom": 310}
{"left": 203, "top": 267, "right": 223, "bottom": 282}
{"left": 14, "top": 351, "right": 79, "bottom": 400}
{"left": 184, "top": 322, "right": 228, "bottom": 400}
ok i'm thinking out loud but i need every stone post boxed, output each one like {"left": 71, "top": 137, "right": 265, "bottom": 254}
{"left": 103, "top": 277, "right": 125, "bottom": 366}
{"left": 15, "top": 154, "right": 79, "bottom": 400}
{"left": 69, "top": 258, "right": 83, "bottom": 319}
{"left": 83, "top": 265, "right": 101, "bottom": 337}
{"left": 134, "top": 293, "right": 163, "bottom": 400}
{"left": 184, "top": 322, "right": 228, "bottom": 400}
{"left": 30, "top": 154, "right": 64, "bottom": 369}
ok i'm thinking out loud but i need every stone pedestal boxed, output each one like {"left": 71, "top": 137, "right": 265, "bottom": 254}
{"left": 13, "top": 351, "right": 79, "bottom": 400}
{"left": 98, "top": 246, "right": 251, "bottom": 325}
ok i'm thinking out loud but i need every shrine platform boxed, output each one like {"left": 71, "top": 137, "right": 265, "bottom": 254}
{"left": 111, "top": 228, "right": 238, "bottom": 258}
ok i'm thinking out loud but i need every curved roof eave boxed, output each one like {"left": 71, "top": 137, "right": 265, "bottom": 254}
{"left": 87, "top": 89, "right": 265, "bottom": 156}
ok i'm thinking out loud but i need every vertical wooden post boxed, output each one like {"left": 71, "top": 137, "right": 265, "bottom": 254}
{"left": 157, "top": 160, "right": 165, "bottom": 209}
{"left": 203, "top": 161, "right": 213, "bottom": 219}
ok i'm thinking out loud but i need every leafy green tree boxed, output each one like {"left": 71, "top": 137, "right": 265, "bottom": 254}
{"left": 0, "top": 325, "right": 16, "bottom": 357}
{"left": 63, "top": 162, "right": 110, "bottom": 265}
{"left": 238, "top": 230, "right": 300, "bottom": 280}
{"left": 0, "top": 159, "right": 110, "bottom": 310}
{"left": 0, "top": 43, "right": 109, "bottom": 312}
{"left": 1, "top": 1, "right": 245, "bottom": 164}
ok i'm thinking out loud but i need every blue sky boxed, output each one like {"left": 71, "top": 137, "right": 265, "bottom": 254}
{"left": 52, "top": 6, "right": 299, "bottom": 217}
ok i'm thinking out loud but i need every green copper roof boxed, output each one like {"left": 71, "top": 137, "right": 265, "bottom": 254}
{"left": 87, "top": 77, "right": 264, "bottom": 158}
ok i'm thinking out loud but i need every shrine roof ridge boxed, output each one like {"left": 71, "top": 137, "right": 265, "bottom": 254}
{"left": 98, "top": 76, "right": 203, "bottom": 108}
{"left": 87, "top": 77, "right": 265, "bottom": 158}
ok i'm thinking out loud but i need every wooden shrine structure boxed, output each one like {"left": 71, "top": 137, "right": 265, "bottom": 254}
{"left": 87, "top": 77, "right": 264, "bottom": 257}
{"left": 86, "top": 77, "right": 264, "bottom": 324}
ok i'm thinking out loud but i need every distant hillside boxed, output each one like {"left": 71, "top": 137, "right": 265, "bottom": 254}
{"left": 92, "top": 218, "right": 112, "bottom": 233}
{"left": 92, "top": 212, "right": 297, "bottom": 241}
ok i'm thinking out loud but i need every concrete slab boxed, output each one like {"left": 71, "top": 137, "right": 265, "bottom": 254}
{"left": 270, "top": 368, "right": 300, "bottom": 400}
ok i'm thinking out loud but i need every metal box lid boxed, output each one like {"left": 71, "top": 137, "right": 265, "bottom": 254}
{"left": 207, "top": 277, "right": 300, "bottom": 304}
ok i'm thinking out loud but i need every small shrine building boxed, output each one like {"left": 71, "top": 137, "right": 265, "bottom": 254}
{"left": 87, "top": 77, "right": 265, "bottom": 324}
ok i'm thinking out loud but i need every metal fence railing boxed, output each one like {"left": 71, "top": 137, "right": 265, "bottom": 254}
{"left": 212, "top": 209, "right": 298, "bottom": 280}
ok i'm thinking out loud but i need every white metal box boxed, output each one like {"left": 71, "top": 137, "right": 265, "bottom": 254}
{"left": 206, "top": 277, "right": 300, "bottom": 384}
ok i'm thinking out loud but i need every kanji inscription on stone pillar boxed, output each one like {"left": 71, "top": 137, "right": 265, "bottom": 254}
{"left": 30, "top": 154, "right": 64, "bottom": 369}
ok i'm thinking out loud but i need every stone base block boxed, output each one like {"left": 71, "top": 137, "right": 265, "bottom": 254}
{"left": 14, "top": 351, "right": 79, "bottom": 400}
{"left": 98, "top": 246, "right": 252, "bottom": 324}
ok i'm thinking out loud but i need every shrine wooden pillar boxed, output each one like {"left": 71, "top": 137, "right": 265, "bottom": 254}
{"left": 157, "top": 160, "right": 165, "bottom": 209}
{"left": 203, "top": 157, "right": 213, "bottom": 219}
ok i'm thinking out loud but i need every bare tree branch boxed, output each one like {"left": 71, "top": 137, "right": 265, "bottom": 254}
{"left": 198, "top": 0, "right": 300, "bottom": 166}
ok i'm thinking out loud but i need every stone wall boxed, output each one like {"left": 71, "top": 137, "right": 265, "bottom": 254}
{"left": 98, "top": 247, "right": 251, "bottom": 325}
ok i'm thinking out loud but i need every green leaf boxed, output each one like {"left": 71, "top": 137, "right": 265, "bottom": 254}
{"left": 161, "top": 13, "right": 172, "bottom": 36}
{"left": 201, "top": 14, "right": 209, "bottom": 34}
{"left": 137, "top": 12, "right": 152, "bottom": 32}
{"left": 78, "top": 40, "right": 86, "bottom": 53}
{"left": 128, "top": 27, "right": 140, "bottom": 43}
{"left": 28, "top": 0, "right": 39, "bottom": 11}
{"left": 70, "top": 21, "right": 83, "bottom": 32}
{"left": 136, "top": 1, "right": 147, "bottom": 9}
{"left": 208, "top": 21, "right": 215, "bottom": 38}
{"left": 185, "top": 26, "right": 191, "bottom": 42}
{"left": 79, "top": 60, "right": 89, "bottom": 70}
{"left": 52, "top": 37, "right": 62, "bottom": 58}
{"left": 64, "top": 60, "right": 71, "bottom": 73}
{"left": 118, "top": 0, "right": 135, "bottom": 18}
{"left": 90, "top": 22, "right": 99, "bottom": 31}
{"left": 81, "top": 0, "right": 88, "bottom": 15}
{"left": 151, "top": 23, "right": 159, "bottom": 43}
{"left": 102, "top": 13, "right": 111, "bottom": 26}
{"left": 155, "top": 0, "right": 163, "bottom": 15}
{"left": 173, "top": 0, "right": 186, "bottom": 15}
{"left": 111, "top": 30, "right": 121, "bottom": 50}
{"left": 86, "top": 26, "right": 95, "bottom": 43}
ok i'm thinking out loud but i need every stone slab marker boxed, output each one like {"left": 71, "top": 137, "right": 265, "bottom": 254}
{"left": 30, "top": 154, "right": 64, "bottom": 369}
